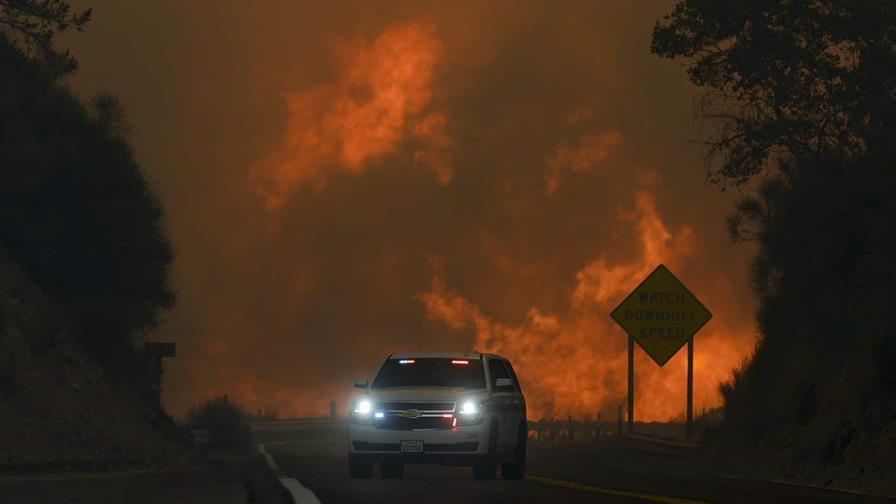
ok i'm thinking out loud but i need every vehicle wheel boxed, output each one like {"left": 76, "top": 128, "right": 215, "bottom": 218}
{"left": 348, "top": 454, "right": 372, "bottom": 479}
{"left": 501, "top": 421, "right": 527, "bottom": 480}
{"left": 380, "top": 461, "right": 404, "bottom": 479}
{"left": 472, "top": 420, "right": 498, "bottom": 480}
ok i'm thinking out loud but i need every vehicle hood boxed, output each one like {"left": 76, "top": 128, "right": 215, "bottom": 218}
{"left": 365, "top": 387, "right": 486, "bottom": 402}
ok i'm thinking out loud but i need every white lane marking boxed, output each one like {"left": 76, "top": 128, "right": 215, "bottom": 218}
{"left": 258, "top": 443, "right": 322, "bottom": 504}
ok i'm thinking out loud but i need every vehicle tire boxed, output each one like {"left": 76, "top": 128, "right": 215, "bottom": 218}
{"left": 380, "top": 461, "right": 404, "bottom": 479}
{"left": 501, "top": 421, "right": 527, "bottom": 480}
{"left": 348, "top": 454, "right": 372, "bottom": 479}
{"left": 472, "top": 421, "right": 499, "bottom": 480}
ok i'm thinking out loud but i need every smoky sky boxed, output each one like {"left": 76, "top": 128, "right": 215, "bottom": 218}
{"left": 63, "top": 1, "right": 756, "bottom": 419}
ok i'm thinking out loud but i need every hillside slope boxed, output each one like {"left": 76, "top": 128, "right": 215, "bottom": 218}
{"left": 0, "top": 251, "right": 186, "bottom": 467}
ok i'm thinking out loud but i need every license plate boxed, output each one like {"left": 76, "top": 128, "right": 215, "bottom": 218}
{"left": 400, "top": 440, "right": 423, "bottom": 453}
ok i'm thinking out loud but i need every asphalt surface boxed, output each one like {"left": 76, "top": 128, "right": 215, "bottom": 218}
{"left": 0, "top": 465, "right": 252, "bottom": 504}
{"left": 254, "top": 420, "right": 896, "bottom": 504}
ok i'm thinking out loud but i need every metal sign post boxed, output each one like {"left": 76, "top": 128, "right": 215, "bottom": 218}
{"left": 145, "top": 342, "right": 176, "bottom": 410}
{"left": 628, "top": 335, "right": 634, "bottom": 434}
{"left": 687, "top": 337, "right": 694, "bottom": 440}
{"left": 611, "top": 264, "right": 711, "bottom": 440}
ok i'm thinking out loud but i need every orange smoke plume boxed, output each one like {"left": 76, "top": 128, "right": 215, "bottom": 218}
{"left": 250, "top": 22, "right": 451, "bottom": 210}
{"left": 422, "top": 191, "right": 751, "bottom": 421}
{"left": 545, "top": 131, "right": 623, "bottom": 195}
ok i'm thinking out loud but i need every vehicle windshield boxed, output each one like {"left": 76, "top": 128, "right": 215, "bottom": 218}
{"left": 371, "top": 358, "right": 486, "bottom": 389}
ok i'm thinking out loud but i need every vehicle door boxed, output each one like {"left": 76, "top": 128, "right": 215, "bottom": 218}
{"left": 487, "top": 357, "right": 520, "bottom": 453}
{"left": 503, "top": 358, "right": 526, "bottom": 428}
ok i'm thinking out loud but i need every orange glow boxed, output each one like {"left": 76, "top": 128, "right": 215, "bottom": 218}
{"left": 413, "top": 112, "right": 454, "bottom": 185}
{"left": 545, "top": 131, "right": 623, "bottom": 195}
{"left": 421, "top": 191, "right": 753, "bottom": 421}
{"left": 250, "top": 22, "right": 449, "bottom": 210}
{"left": 147, "top": 7, "right": 758, "bottom": 423}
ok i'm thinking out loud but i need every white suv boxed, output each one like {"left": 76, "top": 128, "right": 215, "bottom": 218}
{"left": 347, "top": 352, "right": 527, "bottom": 480}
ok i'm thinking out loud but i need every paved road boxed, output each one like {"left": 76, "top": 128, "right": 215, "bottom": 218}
{"left": 254, "top": 420, "right": 896, "bottom": 504}
{"left": 0, "top": 464, "right": 255, "bottom": 504}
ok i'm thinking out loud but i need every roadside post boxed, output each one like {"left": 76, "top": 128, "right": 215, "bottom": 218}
{"left": 687, "top": 336, "right": 694, "bottom": 438}
{"left": 617, "top": 404, "right": 623, "bottom": 436}
{"left": 144, "top": 342, "right": 176, "bottom": 410}
{"left": 628, "top": 335, "right": 634, "bottom": 434}
{"left": 610, "top": 264, "right": 712, "bottom": 440}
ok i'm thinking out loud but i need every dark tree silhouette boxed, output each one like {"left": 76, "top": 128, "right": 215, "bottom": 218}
{"left": 0, "top": 31, "right": 174, "bottom": 380}
{"left": 652, "top": 0, "right": 896, "bottom": 185}
{"left": 0, "top": 0, "right": 91, "bottom": 76}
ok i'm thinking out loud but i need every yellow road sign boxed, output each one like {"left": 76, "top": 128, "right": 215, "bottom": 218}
{"left": 611, "top": 264, "right": 712, "bottom": 366}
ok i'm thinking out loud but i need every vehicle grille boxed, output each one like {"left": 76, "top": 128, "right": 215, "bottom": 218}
{"left": 352, "top": 441, "right": 479, "bottom": 452}
{"left": 375, "top": 415, "right": 453, "bottom": 430}
{"left": 352, "top": 442, "right": 400, "bottom": 451}
{"left": 377, "top": 402, "right": 455, "bottom": 411}
{"left": 373, "top": 401, "right": 457, "bottom": 431}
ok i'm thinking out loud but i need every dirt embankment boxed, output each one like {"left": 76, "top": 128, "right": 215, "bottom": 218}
{"left": 0, "top": 251, "right": 188, "bottom": 468}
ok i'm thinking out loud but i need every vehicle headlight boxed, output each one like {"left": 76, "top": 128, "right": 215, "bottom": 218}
{"left": 460, "top": 400, "right": 480, "bottom": 415}
{"left": 456, "top": 399, "right": 484, "bottom": 426}
{"left": 354, "top": 398, "right": 372, "bottom": 415}
{"left": 350, "top": 397, "right": 374, "bottom": 424}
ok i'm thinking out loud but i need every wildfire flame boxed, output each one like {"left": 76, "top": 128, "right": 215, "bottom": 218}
{"left": 422, "top": 191, "right": 752, "bottom": 421}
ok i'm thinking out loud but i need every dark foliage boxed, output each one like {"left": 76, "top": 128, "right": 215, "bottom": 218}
{"left": 718, "top": 157, "right": 896, "bottom": 462}
{"left": 0, "top": 33, "right": 174, "bottom": 380}
{"left": 652, "top": 0, "right": 896, "bottom": 186}
{"left": 653, "top": 1, "right": 896, "bottom": 482}
{"left": 0, "top": 0, "right": 91, "bottom": 76}
{"left": 186, "top": 396, "right": 252, "bottom": 453}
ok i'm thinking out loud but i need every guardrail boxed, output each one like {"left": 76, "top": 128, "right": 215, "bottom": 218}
{"left": 192, "top": 428, "right": 212, "bottom": 447}
{"left": 249, "top": 418, "right": 344, "bottom": 432}
{"left": 528, "top": 417, "right": 614, "bottom": 443}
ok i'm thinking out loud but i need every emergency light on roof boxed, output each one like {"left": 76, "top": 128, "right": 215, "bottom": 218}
{"left": 451, "top": 360, "right": 469, "bottom": 365}
{"left": 399, "top": 359, "right": 415, "bottom": 364}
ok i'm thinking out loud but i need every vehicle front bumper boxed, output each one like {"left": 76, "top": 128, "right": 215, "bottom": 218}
{"left": 347, "top": 421, "right": 491, "bottom": 465}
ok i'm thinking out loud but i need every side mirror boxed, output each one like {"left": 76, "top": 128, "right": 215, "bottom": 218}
{"left": 353, "top": 378, "right": 368, "bottom": 389}
{"left": 495, "top": 378, "right": 512, "bottom": 388}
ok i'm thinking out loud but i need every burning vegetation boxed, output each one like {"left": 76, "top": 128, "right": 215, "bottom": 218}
{"left": 422, "top": 192, "right": 752, "bottom": 421}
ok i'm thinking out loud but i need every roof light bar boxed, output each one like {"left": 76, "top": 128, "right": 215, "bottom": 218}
{"left": 399, "top": 359, "right": 416, "bottom": 364}
{"left": 451, "top": 359, "right": 469, "bottom": 365}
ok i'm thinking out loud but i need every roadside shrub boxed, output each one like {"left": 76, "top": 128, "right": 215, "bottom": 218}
{"left": 186, "top": 396, "right": 252, "bottom": 453}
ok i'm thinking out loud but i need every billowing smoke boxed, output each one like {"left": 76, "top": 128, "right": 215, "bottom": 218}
{"left": 64, "top": 1, "right": 757, "bottom": 420}
{"left": 545, "top": 131, "right": 623, "bottom": 195}
{"left": 250, "top": 22, "right": 451, "bottom": 210}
